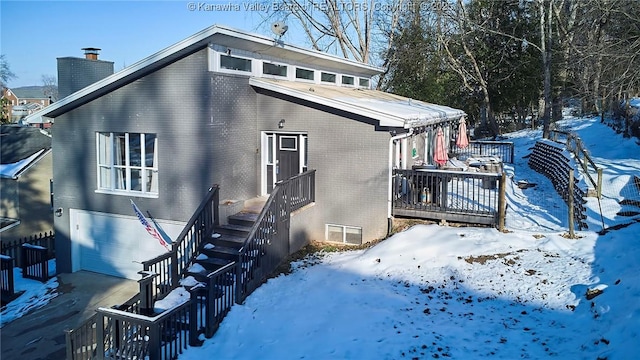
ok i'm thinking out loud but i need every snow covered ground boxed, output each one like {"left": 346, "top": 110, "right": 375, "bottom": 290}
{"left": 2, "top": 116, "right": 639, "bottom": 358}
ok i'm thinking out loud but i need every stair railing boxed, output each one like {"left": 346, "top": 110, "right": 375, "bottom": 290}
{"left": 236, "top": 170, "right": 315, "bottom": 304}
{"left": 143, "top": 185, "right": 220, "bottom": 300}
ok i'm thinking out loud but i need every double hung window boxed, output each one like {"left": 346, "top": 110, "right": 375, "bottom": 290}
{"left": 97, "top": 132, "right": 158, "bottom": 195}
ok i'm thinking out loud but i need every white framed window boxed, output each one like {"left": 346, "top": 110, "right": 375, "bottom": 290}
{"left": 279, "top": 135, "right": 298, "bottom": 151}
{"left": 96, "top": 132, "right": 158, "bottom": 196}
{"left": 220, "top": 54, "right": 252, "bottom": 72}
{"left": 295, "top": 67, "right": 315, "bottom": 81}
{"left": 263, "top": 62, "right": 288, "bottom": 78}
{"left": 321, "top": 72, "right": 337, "bottom": 84}
{"left": 326, "top": 224, "right": 362, "bottom": 245}
{"left": 359, "top": 78, "right": 370, "bottom": 88}
{"left": 341, "top": 75, "right": 355, "bottom": 86}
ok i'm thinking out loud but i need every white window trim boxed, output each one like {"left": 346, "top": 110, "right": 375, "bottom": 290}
{"left": 279, "top": 135, "right": 298, "bottom": 151}
{"left": 320, "top": 71, "right": 338, "bottom": 84}
{"left": 325, "top": 224, "right": 363, "bottom": 244}
{"left": 261, "top": 60, "right": 290, "bottom": 80}
{"left": 358, "top": 77, "right": 371, "bottom": 89}
{"left": 95, "top": 132, "right": 159, "bottom": 197}
{"left": 294, "top": 66, "right": 316, "bottom": 83}
{"left": 208, "top": 44, "right": 372, "bottom": 88}
{"left": 340, "top": 74, "right": 356, "bottom": 87}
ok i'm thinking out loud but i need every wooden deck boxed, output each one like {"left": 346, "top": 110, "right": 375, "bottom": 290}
{"left": 392, "top": 168, "right": 504, "bottom": 226}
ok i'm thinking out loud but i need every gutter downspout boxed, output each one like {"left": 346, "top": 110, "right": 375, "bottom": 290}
{"left": 387, "top": 128, "right": 414, "bottom": 236}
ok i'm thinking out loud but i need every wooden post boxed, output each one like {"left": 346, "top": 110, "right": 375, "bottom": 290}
{"left": 95, "top": 313, "right": 105, "bottom": 360}
{"left": 64, "top": 329, "right": 74, "bottom": 360}
{"left": 498, "top": 172, "right": 507, "bottom": 232}
{"left": 509, "top": 143, "right": 514, "bottom": 164}
{"left": 189, "top": 290, "right": 200, "bottom": 346}
{"left": 568, "top": 170, "right": 575, "bottom": 238}
{"left": 596, "top": 168, "right": 603, "bottom": 199}
{"left": 170, "top": 252, "right": 179, "bottom": 289}
{"left": 235, "top": 260, "right": 243, "bottom": 305}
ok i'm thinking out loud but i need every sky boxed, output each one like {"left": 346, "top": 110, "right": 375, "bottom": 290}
{"left": 3, "top": 115, "right": 640, "bottom": 358}
{"left": 1, "top": 1, "right": 302, "bottom": 88}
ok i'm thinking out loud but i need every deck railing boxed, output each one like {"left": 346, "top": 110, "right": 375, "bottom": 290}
{"left": 236, "top": 170, "right": 316, "bottom": 304}
{"left": 21, "top": 244, "right": 49, "bottom": 282}
{"left": 96, "top": 298, "right": 192, "bottom": 360}
{"left": 1, "top": 255, "right": 15, "bottom": 302}
{"left": 87, "top": 261, "right": 236, "bottom": 360}
{"left": 190, "top": 261, "right": 236, "bottom": 338}
{"left": 1, "top": 231, "right": 55, "bottom": 268}
{"left": 392, "top": 169, "right": 505, "bottom": 226}
{"left": 451, "top": 140, "right": 515, "bottom": 164}
{"left": 65, "top": 313, "right": 99, "bottom": 360}
{"left": 142, "top": 185, "right": 220, "bottom": 300}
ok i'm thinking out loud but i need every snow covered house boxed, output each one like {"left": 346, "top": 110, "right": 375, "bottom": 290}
{"left": 25, "top": 25, "right": 465, "bottom": 280}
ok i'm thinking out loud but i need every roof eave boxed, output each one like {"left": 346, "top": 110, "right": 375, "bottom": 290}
{"left": 249, "top": 78, "right": 406, "bottom": 128}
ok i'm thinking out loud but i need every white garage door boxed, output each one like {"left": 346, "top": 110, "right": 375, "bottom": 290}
{"left": 70, "top": 209, "right": 185, "bottom": 280}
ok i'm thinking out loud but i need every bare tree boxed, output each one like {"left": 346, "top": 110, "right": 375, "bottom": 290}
{"left": 539, "top": 0, "right": 553, "bottom": 138}
{"left": 1, "top": 55, "right": 16, "bottom": 123}
{"left": 436, "top": 0, "right": 506, "bottom": 137}
{"left": 265, "top": 0, "right": 409, "bottom": 88}
{"left": 0, "top": 54, "right": 16, "bottom": 93}
{"left": 41, "top": 74, "right": 58, "bottom": 102}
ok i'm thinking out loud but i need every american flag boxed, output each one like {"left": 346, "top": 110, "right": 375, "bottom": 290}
{"left": 130, "top": 199, "right": 171, "bottom": 251}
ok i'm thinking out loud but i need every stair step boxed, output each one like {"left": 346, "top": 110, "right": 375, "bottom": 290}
{"left": 196, "top": 257, "right": 232, "bottom": 270}
{"left": 214, "top": 223, "right": 252, "bottom": 236}
{"left": 209, "top": 232, "right": 246, "bottom": 247}
{"left": 228, "top": 212, "right": 259, "bottom": 227}
{"left": 202, "top": 245, "right": 240, "bottom": 260}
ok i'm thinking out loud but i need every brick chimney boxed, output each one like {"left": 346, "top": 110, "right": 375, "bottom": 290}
{"left": 82, "top": 47, "right": 101, "bottom": 60}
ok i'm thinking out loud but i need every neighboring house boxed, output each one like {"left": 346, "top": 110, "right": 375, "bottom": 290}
{"left": 25, "top": 25, "right": 465, "bottom": 280}
{"left": 0, "top": 125, "right": 53, "bottom": 242}
{"left": 2, "top": 87, "right": 52, "bottom": 126}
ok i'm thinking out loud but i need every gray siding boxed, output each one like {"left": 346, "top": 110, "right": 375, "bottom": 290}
{"left": 53, "top": 49, "right": 258, "bottom": 273}
{"left": 57, "top": 57, "right": 114, "bottom": 98}
{"left": 255, "top": 90, "right": 391, "bottom": 243}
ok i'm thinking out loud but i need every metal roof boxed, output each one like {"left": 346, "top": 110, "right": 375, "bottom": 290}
{"left": 250, "top": 78, "right": 466, "bottom": 129}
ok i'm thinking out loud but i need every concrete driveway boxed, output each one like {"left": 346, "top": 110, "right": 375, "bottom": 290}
{"left": 1, "top": 271, "right": 138, "bottom": 360}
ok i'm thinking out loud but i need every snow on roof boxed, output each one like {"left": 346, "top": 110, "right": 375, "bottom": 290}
{"left": 250, "top": 78, "right": 466, "bottom": 129}
{"left": 0, "top": 149, "right": 45, "bottom": 178}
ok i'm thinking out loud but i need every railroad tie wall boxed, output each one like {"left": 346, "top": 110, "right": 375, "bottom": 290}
{"left": 528, "top": 139, "right": 589, "bottom": 230}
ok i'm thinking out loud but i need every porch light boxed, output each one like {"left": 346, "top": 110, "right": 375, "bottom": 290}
{"left": 278, "top": 119, "right": 285, "bottom": 129}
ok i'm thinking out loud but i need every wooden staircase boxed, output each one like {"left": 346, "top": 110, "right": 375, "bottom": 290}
{"left": 185, "top": 211, "right": 259, "bottom": 284}
{"left": 70, "top": 171, "right": 316, "bottom": 360}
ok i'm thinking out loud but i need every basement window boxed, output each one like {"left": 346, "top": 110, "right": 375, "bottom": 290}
{"left": 326, "top": 224, "right": 362, "bottom": 245}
